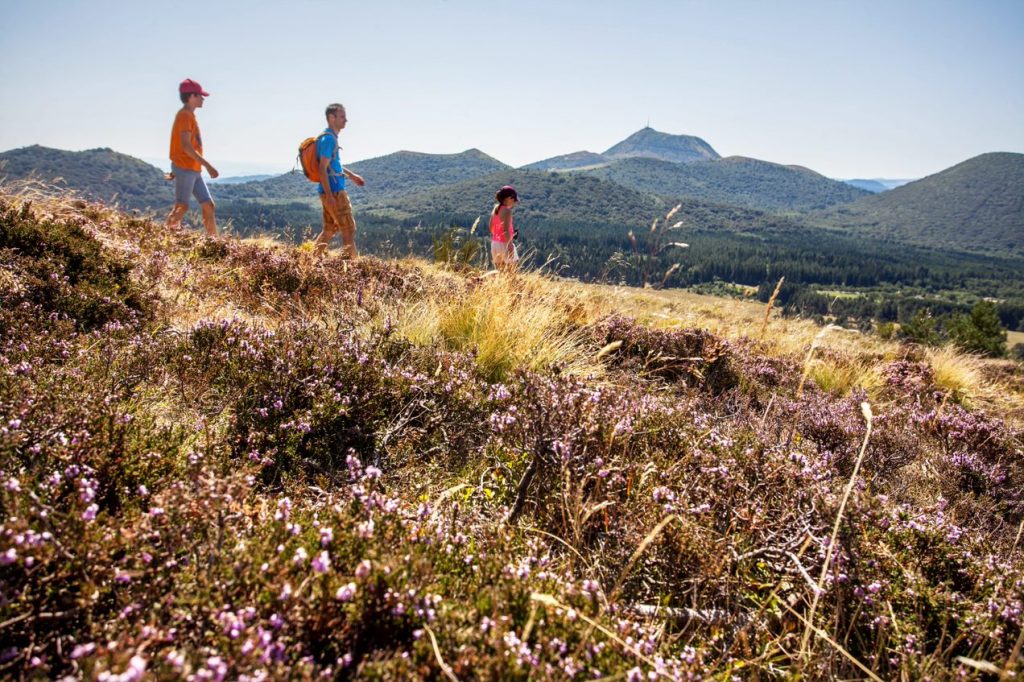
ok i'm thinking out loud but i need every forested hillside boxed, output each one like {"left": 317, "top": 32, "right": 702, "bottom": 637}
{"left": 0, "top": 145, "right": 172, "bottom": 210}
{"left": 576, "top": 156, "right": 870, "bottom": 211}
{"left": 818, "top": 152, "right": 1024, "bottom": 256}
{"left": 216, "top": 149, "right": 509, "bottom": 206}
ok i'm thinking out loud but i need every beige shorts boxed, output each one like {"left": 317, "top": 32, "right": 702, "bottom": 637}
{"left": 319, "top": 190, "right": 357, "bottom": 240}
{"left": 491, "top": 240, "right": 518, "bottom": 268}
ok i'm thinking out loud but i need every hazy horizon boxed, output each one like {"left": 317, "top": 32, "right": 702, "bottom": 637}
{"left": 1, "top": 0, "right": 1022, "bottom": 179}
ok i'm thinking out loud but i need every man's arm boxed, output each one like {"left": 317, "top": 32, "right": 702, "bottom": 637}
{"left": 319, "top": 154, "right": 341, "bottom": 220}
{"left": 180, "top": 131, "right": 219, "bottom": 178}
{"left": 343, "top": 168, "right": 365, "bottom": 187}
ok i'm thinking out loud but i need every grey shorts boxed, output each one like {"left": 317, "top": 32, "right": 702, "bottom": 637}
{"left": 172, "top": 165, "right": 213, "bottom": 206}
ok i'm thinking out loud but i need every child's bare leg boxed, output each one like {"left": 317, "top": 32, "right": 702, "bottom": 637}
{"left": 166, "top": 203, "right": 188, "bottom": 229}
{"left": 200, "top": 201, "right": 218, "bottom": 236}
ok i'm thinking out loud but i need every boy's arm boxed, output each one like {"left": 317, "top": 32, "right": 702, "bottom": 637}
{"left": 180, "top": 131, "right": 219, "bottom": 178}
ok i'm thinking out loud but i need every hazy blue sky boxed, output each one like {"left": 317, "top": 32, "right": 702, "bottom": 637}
{"left": 1, "top": 0, "right": 1021, "bottom": 178}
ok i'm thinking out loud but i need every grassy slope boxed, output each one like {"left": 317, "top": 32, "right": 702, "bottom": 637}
{"left": 2, "top": 189, "right": 1023, "bottom": 680}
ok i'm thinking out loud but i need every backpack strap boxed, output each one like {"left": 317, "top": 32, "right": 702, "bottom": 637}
{"left": 318, "top": 131, "right": 342, "bottom": 178}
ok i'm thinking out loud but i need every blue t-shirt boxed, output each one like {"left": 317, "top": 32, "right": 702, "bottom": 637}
{"left": 316, "top": 129, "right": 345, "bottom": 194}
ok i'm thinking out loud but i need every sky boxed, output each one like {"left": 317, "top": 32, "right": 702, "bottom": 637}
{"left": 1, "top": 0, "right": 1022, "bottom": 179}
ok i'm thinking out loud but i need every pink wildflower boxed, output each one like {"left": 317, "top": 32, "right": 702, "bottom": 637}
{"left": 319, "top": 527, "right": 334, "bottom": 546}
{"left": 312, "top": 551, "right": 331, "bottom": 574}
{"left": 336, "top": 582, "right": 357, "bottom": 602}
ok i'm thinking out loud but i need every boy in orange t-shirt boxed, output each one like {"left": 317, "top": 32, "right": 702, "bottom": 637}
{"left": 166, "top": 78, "right": 219, "bottom": 236}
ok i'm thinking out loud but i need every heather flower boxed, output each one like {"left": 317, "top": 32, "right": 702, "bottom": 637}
{"left": 274, "top": 498, "right": 292, "bottom": 522}
{"left": 357, "top": 519, "right": 374, "bottom": 539}
{"left": 319, "top": 527, "right": 334, "bottom": 546}
{"left": 652, "top": 486, "right": 674, "bottom": 503}
{"left": 336, "top": 582, "right": 357, "bottom": 602}
{"left": 355, "top": 559, "right": 372, "bottom": 578}
{"left": 82, "top": 504, "right": 99, "bottom": 521}
{"left": 0, "top": 548, "right": 16, "bottom": 565}
{"left": 97, "top": 654, "right": 147, "bottom": 682}
{"left": 311, "top": 551, "right": 331, "bottom": 574}
{"left": 70, "top": 642, "right": 96, "bottom": 659}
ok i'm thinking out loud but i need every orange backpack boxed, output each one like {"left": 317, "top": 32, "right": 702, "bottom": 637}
{"left": 297, "top": 131, "right": 338, "bottom": 183}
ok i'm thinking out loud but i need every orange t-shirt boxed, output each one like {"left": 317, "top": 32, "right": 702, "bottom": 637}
{"left": 169, "top": 109, "right": 202, "bottom": 172}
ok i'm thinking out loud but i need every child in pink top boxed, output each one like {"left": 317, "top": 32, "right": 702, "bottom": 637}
{"left": 489, "top": 185, "right": 519, "bottom": 271}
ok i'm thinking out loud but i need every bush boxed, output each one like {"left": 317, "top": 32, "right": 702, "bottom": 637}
{"left": 899, "top": 308, "right": 941, "bottom": 346}
{"left": 0, "top": 199, "right": 148, "bottom": 329}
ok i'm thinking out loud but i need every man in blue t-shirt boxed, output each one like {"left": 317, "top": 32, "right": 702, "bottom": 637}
{"left": 313, "top": 103, "right": 365, "bottom": 258}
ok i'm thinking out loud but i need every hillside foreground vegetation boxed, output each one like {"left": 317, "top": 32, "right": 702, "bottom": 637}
{"left": 1, "top": 186, "right": 1023, "bottom": 680}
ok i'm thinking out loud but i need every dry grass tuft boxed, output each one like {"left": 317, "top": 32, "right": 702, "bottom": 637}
{"left": 396, "top": 270, "right": 605, "bottom": 380}
{"left": 925, "top": 345, "right": 986, "bottom": 403}
{"left": 808, "top": 355, "right": 887, "bottom": 398}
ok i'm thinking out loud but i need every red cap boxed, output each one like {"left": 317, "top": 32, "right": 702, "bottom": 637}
{"left": 179, "top": 79, "right": 210, "bottom": 96}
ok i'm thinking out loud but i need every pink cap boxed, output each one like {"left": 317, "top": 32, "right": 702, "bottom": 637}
{"left": 496, "top": 185, "right": 519, "bottom": 202}
{"left": 179, "top": 79, "right": 210, "bottom": 96}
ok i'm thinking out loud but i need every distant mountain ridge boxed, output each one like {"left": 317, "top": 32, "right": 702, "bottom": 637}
{"left": 3, "top": 139, "right": 1020, "bottom": 260}
{"left": 841, "top": 178, "right": 915, "bottom": 193}
{"left": 216, "top": 148, "right": 509, "bottom": 206}
{"left": 819, "top": 152, "right": 1024, "bottom": 256}
{"left": 575, "top": 155, "right": 869, "bottom": 211}
{"left": 211, "top": 174, "right": 276, "bottom": 185}
{"left": 523, "top": 151, "right": 609, "bottom": 172}
{"left": 524, "top": 127, "right": 720, "bottom": 171}
{"left": 843, "top": 179, "right": 889, "bottom": 193}
{"left": 603, "top": 127, "right": 721, "bottom": 164}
